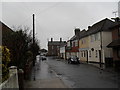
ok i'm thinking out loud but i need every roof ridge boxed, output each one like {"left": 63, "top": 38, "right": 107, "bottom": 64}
{"left": 91, "top": 18, "right": 109, "bottom": 28}
{"left": 100, "top": 18, "right": 107, "bottom": 31}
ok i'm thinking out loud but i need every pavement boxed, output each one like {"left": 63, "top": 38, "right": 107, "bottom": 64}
{"left": 24, "top": 56, "right": 68, "bottom": 88}
{"left": 24, "top": 77, "right": 68, "bottom": 88}
{"left": 80, "top": 60, "right": 118, "bottom": 74}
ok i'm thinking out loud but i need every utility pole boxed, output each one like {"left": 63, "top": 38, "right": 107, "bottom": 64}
{"left": 99, "top": 20, "right": 106, "bottom": 72}
{"left": 33, "top": 14, "right": 35, "bottom": 66}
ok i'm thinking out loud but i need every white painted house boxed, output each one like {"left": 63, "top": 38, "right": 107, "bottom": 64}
{"left": 60, "top": 45, "right": 66, "bottom": 59}
{"left": 87, "top": 18, "right": 114, "bottom": 67}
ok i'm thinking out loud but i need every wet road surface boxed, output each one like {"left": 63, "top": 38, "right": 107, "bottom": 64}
{"left": 26, "top": 56, "right": 57, "bottom": 81}
{"left": 24, "top": 56, "right": 67, "bottom": 88}
{"left": 25, "top": 56, "right": 120, "bottom": 88}
{"left": 46, "top": 57, "right": 119, "bottom": 88}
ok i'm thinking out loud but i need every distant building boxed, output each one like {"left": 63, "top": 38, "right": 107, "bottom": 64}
{"left": 118, "top": 1, "right": 120, "bottom": 17}
{"left": 47, "top": 38, "right": 66, "bottom": 57}
{"left": 60, "top": 44, "right": 66, "bottom": 59}
{"left": 40, "top": 49, "right": 47, "bottom": 56}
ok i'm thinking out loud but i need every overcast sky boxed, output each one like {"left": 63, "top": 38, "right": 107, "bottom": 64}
{"left": 1, "top": 1, "right": 119, "bottom": 49}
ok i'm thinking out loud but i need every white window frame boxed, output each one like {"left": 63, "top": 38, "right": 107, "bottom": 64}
{"left": 89, "top": 50, "right": 91, "bottom": 57}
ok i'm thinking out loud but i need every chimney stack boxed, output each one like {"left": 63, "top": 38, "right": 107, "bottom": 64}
{"left": 74, "top": 28, "right": 80, "bottom": 36}
{"left": 51, "top": 38, "right": 53, "bottom": 42}
{"left": 88, "top": 26, "right": 91, "bottom": 29}
{"left": 115, "top": 17, "right": 120, "bottom": 22}
{"left": 60, "top": 38, "right": 62, "bottom": 42}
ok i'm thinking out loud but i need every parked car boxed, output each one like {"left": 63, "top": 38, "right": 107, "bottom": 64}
{"left": 68, "top": 56, "right": 80, "bottom": 64}
{"left": 41, "top": 55, "right": 47, "bottom": 61}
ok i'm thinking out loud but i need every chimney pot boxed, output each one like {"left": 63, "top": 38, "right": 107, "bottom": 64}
{"left": 51, "top": 38, "right": 53, "bottom": 42}
{"left": 74, "top": 28, "right": 80, "bottom": 36}
{"left": 60, "top": 38, "right": 62, "bottom": 42}
{"left": 88, "top": 26, "right": 91, "bottom": 29}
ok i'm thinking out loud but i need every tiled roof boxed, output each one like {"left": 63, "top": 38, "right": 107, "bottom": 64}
{"left": 70, "top": 35, "right": 76, "bottom": 41}
{"left": 86, "top": 18, "right": 115, "bottom": 36}
{"left": 107, "top": 39, "right": 120, "bottom": 48}
{"left": 79, "top": 30, "right": 87, "bottom": 39}
{"left": 70, "top": 30, "right": 87, "bottom": 40}
{"left": 109, "top": 22, "right": 120, "bottom": 29}
{"left": 0, "top": 21, "right": 13, "bottom": 33}
{"left": 69, "top": 18, "right": 115, "bottom": 41}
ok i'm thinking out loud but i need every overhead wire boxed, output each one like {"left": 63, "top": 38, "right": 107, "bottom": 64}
{"left": 17, "top": 2, "right": 61, "bottom": 30}
{"left": 35, "top": 2, "right": 62, "bottom": 30}
{"left": 37, "top": 2, "right": 61, "bottom": 15}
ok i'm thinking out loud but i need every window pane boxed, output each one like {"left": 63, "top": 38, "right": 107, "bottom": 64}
{"left": 89, "top": 50, "right": 91, "bottom": 57}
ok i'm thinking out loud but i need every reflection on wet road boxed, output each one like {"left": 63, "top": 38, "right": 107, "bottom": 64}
{"left": 46, "top": 57, "right": 119, "bottom": 88}
{"left": 29, "top": 56, "right": 56, "bottom": 81}
{"left": 25, "top": 56, "right": 119, "bottom": 88}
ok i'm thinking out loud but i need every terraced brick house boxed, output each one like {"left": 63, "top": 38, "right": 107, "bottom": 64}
{"left": 48, "top": 38, "right": 66, "bottom": 57}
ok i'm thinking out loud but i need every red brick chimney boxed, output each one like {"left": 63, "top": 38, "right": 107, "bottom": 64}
{"left": 75, "top": 28, "right": 80, "bottom": 36}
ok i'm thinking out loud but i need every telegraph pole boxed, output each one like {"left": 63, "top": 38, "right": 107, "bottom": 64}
{"left": 33, "top": 14, "right": 35, "bottom": 66}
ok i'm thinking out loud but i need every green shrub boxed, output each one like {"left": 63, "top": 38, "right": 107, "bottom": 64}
{"left": 0, "top": 46, "right": 11, "bottom": 82}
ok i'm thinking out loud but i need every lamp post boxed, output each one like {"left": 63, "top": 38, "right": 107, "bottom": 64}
{"left": 33, "top": 14, "right": 35, "bottom": 66}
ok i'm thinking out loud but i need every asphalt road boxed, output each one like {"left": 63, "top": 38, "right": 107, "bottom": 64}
{"left": 44, "top": 57, "right": 119, "bottom": 88}
{"left": 27, "top": 56, "right": 120, "bottom": 88}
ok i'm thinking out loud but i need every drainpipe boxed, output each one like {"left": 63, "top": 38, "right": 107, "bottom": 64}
{"left": 99, "top": 20, "right": 106, "bottom": 69}
{"left": 100, "top": 31, "right": 102, "bottom": 69}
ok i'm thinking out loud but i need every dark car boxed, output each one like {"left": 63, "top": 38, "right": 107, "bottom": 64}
{"left": 41, "top": 55, "right": 47, "bottom": 61}
{"left": 68, "top": 56, "right": 80, "bottom": 64}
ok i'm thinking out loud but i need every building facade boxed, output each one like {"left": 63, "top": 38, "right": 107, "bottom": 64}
{"left": 85, "top": 18, "right": 114, "bottom": 68}
{"left": 48, "top": 38, "right": 66, "bottom": 57}
{"left": 107, "top": 20, "right": 120, "bottom": 69}
{"left": 79, "top": 30, "right": 89, "bottom": 62}
{"left": 60, "top": 45, "right": 66, "bottom": 59}
{"left": 0, "top": 21, "right": 13, "bottom": 46}
{"left": 66, "top": 28, "right": 80, "bottom": 59}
